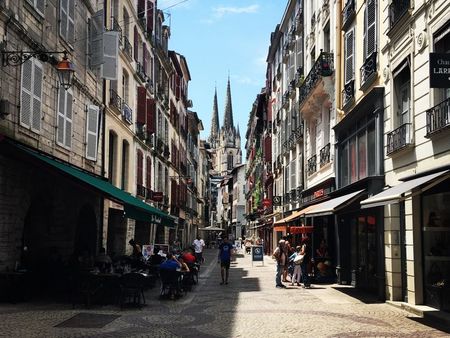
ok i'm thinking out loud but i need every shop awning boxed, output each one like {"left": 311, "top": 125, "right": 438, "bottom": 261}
{"left": 304, "top": 190, "right": 365, "bottom": 217}
{"left": 360, "top": 170, "right": 450, "bottom": 209}
{"left": 290, "top": 225, "right": 314, "bottom": 234}
{"left": 273, "top": 204, "right": 322, "bottom": 225}
{"left": 13, "top": 142, "right": 175, "bottom": 226}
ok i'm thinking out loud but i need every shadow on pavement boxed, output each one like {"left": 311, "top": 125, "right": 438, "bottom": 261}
{"left": 408, "top": 316, "right": 450, "bottom": 334}
{"left": 332, "top": 285, "right": 383, "bottom": 304}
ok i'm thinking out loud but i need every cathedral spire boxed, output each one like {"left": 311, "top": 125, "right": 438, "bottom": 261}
{"left": 223, "top": 76, "right": 234, "bottom": 129}
{"left": 209, "top": 86, "right": 220, "bottom": 143}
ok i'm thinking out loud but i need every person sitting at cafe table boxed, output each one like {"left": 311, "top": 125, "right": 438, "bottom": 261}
{"left": 159, "top": 253, "right": 181, "bottom": 271}
{"left": 182, "top": 249, "right": 196, "bottom": 265}
{"left": 95, "top": 247, "right": 112, "bottom": 272}
{"left": 178, "top": 256, "right": 190, "bottom": 273}
{"left": 129, "top": 239, "right": 143, "bottom": 259}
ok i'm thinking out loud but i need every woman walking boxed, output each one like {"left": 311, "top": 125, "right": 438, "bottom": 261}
{"left": 289, "top": 246, "right": 303, "bottom": 286}
{"left": 300, "top": 237, "right": 311, "bottom": 288}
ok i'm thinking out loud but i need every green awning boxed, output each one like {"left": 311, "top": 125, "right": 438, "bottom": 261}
{"left": 14, "top": 142, "right": 172, "bottom": 224}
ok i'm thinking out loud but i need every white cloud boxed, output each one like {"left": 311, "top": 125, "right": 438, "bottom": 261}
{"left": 231, "top": 74, "right": 261, "bottom": 86}
{"left": 213, "top": 4, "right": 260, "bottom": 18}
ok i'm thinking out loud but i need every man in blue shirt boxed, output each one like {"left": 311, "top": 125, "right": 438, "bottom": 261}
{"left": 159, "top": 253, "right": 181, "bottom": 271}
{"left": 218, "top": 236, "right": 234, "bottom": 285}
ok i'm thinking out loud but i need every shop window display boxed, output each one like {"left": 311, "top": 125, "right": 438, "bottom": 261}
{"left": 423, "top": 191, "right": 450, "bottom": 310}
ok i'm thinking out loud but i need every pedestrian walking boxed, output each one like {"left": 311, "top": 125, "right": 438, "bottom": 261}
{"left": 282, "top": 235, "right": 292, "bottom": 282}
{"left": 218, "top": 236, "right": 233, "bottom": 285}
{"left": 289, "top": 246, "right": 303, "bottom": 286}
{"left": 193, "top": 236, "right": 205, "bottom": 264}
{"left": 300, "top": 237, "right": 312, "bottom": 288}
{"left": 272, "top": 239, "right": 287, "bottom": 288}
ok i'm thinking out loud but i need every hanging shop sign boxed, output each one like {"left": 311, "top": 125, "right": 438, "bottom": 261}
{"left": 263, "top": 198, "right": 271, "bottom": 207}
{"left": 272, "top": 196, "right": 282, "bottom": 206}
{"left": 152, "top": 191, "right": 163, "bottom": 202}
{"left": 429, "top": 53, "right": 450, "bottom": 88}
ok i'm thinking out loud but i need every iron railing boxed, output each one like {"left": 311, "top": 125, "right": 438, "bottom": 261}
{"left": 136, "top": 62, "right": 146, "bottom": 81}
{"left": 342, "top": 0, "right": 356, "bottom": 31}
{"left": 109, "top": 89, "right": 122, "bottom": 112}
{"left": 122, "top": 103, "right": 133, "bottom": 124}
{"left": 426, "top": 98, "right": 450, "bottom": 138}
{"left": 298, "top": 51, "right": 334, "bottom": 107}
{"left": 320, "top": 143, "right": 331, "bottom": 167}
{"left": 387, "top": 122, "right": 412, "bottom": 155}
{"left": 307, "top": 155, "right": 317, "bottom": 175}
{"left": 282, "top": 91, "right": 290, "bottom": 108}
{"left": 389, "top": 0, "right": 410, "bottom": 30}
{"left": 360, "top": 52, "right": 377, "bottom": 88}
{"left": 342, "top": 80, "right": 355, "bottom": 109}
{"left": 137, "top": 184, "right": 146, "bottom": 198}
{"left": 123, "top": 35, "right": 132, "bottom": 59}
{"left": 110, "top": 16, "right": 123, "bottom": 45}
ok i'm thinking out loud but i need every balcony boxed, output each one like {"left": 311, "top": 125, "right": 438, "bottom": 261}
{"left": 282, "top": 91, "right": 290, "bottom": 108}
{"left": 298, "top": 51, "right": 334, "bottom": 118}
{"left": 289, "top": 80, "right": 296, "bottom": 99}
{"left": 122, "top": 103, "right": 133, "bottom": 124}
{"left": 276, "top": 64, "right": 282, "bottom": 80}
{"left": 389, "top": 0, "right": 410, "bottom": 32}
{"left": 295, "top": 67, "right": 304, "bottom": 87}
{"left": 110, "top": 16, "right": 123, "bottom": 45}
{"left": 319, "top": 143, "right": 331, "bottom": 167}
{"left": 294, "top": 123, "right": 304, "bottom": 141}
{"left": 295, "top": 7, "right": 303, "bottom": 29}
{"left": 307, "top": 155, "right": 317, "bottom": 176}
{"left": 360, "top": 52, "right": 377, "bottom": 90}
{"left": 342, "top": 80, "right": 355, "bottom": 110}
{"left": 136, "top": 184, "right": 146, "bottom": 198}
{"left": 290, "top": 189, "right": 297, "bottom": 202}
{"left": 135, "top": 122, "right": 147, "bottom": 141}
{"left": 123, "top": 35, "right": 132, "bottom": 60}
{"left": 284, "top": 193, "right": 291, "bottom": 205}
{"left": 136, "top": 62, "right": 146, "bottom": 82}
{"left": 341, "top": 0, "right": 355, "bottom": 31}
{"left": 109, "top": 89, "right": 122, "bottom": 112}
{"left": 425, "top": 98, "right": 450, "bottom": 138}
{"left": 387, "top": 123, "right": 413, "bottom": 155}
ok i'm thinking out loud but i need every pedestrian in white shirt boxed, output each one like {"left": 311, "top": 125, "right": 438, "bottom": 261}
{"left": 193, "top": 236, "right": 205, "bottom": 264}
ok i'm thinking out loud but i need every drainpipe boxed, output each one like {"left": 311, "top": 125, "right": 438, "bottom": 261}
{"left": 335, "top": 0, "right": 343, "bottom": 115}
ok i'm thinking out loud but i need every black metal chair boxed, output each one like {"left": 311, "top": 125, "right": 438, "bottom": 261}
{"left": 119, "top": 272, "right": 146, "bottom": 308}
{"left": 159, "top": 269, "right": 182, "bottom": 299}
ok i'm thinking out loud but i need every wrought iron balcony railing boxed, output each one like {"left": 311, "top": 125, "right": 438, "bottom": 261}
{"left": 122, "top": 103, "right": 133, "bottom": 124}
{"left": 298, "top": 51, "right": 334, "bottom": 107}
{"left": 426, "top": 97, "right": 450, "bottom": 138}
{"left": 289, "top": 80, "right": 296, "bottom": 99}
{"left": 109, "top": 89, "right": 122, "bottom": 112}
{"left": 136, "top": 62, "right": 146, "bottom": 81}
{"left": 360, "top": 52, "right": 377, "bottom": 89}
{"left": 294, "top": 123, "right": 304, "bottom": 141}
{"left": 342, "top": 80, "right": 355, "bottom": 109}
{"left": 319, "top": 143, "right": 331, "bottom": 167}
{"left": 123, "top": 35, "right": 132, "bottom": 59}
{"left": 387, "top": 122, "right": 413, "bottom": 155}
{"left": 290, "top": 189, "right": 297, "bottom": 202}
{"left": 136, "top": 184, "right": 146, "bottom": 198}
{"left": 307, "top": 155, "right": 317, "bottom": 175}
{"left": 341, "top": 0, "right": 356, "bottom": 31}
{"left": 284, "top": 192, "right": 291, "bottom": 204}
{"left": 389, "top": 0, "right": 410, "bottom": 30}
{"left": 110, "top": 16, "right": 123, "bottom": 45}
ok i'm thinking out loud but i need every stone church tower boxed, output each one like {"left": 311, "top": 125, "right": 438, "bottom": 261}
{"left": 208, "top": 78, "right": 242, "bottom": 176}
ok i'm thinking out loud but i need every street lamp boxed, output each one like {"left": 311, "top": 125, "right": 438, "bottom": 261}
{"left": 1, "top": 48, "right": 75, "bottom": 91}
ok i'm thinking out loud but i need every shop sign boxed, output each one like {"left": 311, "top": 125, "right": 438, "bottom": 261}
{"left": 252, "top": 245, "right": 264, "bottom": 262}
{"left": 151, "top": 214, "right": 162, "bottom": 224}
{"left": 263, "top": 198, "right": 271, "bottom": 207}
{"left": 272, "top": 196, "right": 282, "bottom": 206}
{"left": 152, "top": 191, "right": 163, "bottom": 202}
{"left": 314, "top": 189, "right": 324, "bottom": 199}
{"left": 430, "top": 53, "right": 450, "bottom": 88}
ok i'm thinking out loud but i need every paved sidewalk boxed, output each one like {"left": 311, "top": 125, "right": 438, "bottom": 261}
{"left": 0, "top": 249, "right": 449, "bottom": 337}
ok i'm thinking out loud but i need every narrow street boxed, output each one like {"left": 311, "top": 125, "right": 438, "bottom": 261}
{"left": 0, "top": 249, "right": 448, "bottom": 338}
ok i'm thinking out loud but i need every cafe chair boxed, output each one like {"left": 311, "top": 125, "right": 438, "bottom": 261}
{"left": 119, "top": 272, "right": 146, "bottom": 309}
{"left": 159, "top": 269, "right": 182, "bottom": 300}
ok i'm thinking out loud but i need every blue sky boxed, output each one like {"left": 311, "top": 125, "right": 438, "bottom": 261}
{"left": 159, "top": 0, "right": 286, "bottom": 154}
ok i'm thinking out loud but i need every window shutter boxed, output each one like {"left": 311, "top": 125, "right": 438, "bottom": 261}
{"left": 20, "top": 59, "right": 33, "bottom": 128}
{"left": 68, "top": 0, "right": 75, "bottom": 44}
{"left": 65, "top": 90, "right": 73, "bottom": 148}
{"left": 101, "top": 31, "right": 119, "bottom": 80}
{"left": 36, "top": 0, "right": 45, "bottom": 16}
{"left": 366, "top": 0, "right": 377, "bottom": 57}
{"left": 137, "top": 151, "right": 143, "bottom": 185}
{"left": 175, "top": 75, "right": 181, "bottom": 100}
{"left": 57, "top": 88, "right": 65, "bottom": 145}
{"left": 137, "top": 86, "right": 146, "bottom": 124}
{"left": 31, "top": 60, "right": 43, "bottom": 131}
{"left": 91, "top": 9, "right": 104, "bottom": 68}
{"left": 60, "top": 0, "right": 68, "bottom": 40}
{"left": 146, "top": 0, "right": 153, "bottom": 34}
{"left": 134, "top": 26, "right": 139, "bottom": 62}
{"left": 138, "top": 0, "right": 145, "bottom": 18}
{"left": 344, "top": 29, "right": 355, "bottom": 83}
{"left": 146, "top": 98, "right": 156, "bottom": 133}
{"left": 146, "top": 156, "right": 151, "bottom": 188}
{"left": 143, "top": 42, "right": 147, "bottom": 74}
{"left": 86, "top": 105, "right": 100, "bottom": 160}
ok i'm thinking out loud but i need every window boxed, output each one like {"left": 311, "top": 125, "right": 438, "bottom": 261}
{"left": 364, "top": 0, "right": 377, "bottom": 58}
{"left": 121, "top": 141, "right": 129, "bottom": 190}
{"left": 146, "top": 156, "right": 151, "bottom": 188}
{"left": 137, "top": 150, "right": 143, "bottom": 186}
{"left": 393, "top": 61, "right": 411, "bottom": 127}
{"left": 86, "top": 105, "right": 100, "bottom": 160}
{"left": 20, "top": 58, "right": 43, "bottom": 132}
{"left": 309, "top": 120, "right": 317, "bottom": 156}
{"left": 108, "top": 132, "right": 117, "bottom": 184}
{"left": 60, "top": 0, "right": 75, "bottom": 44}
{"left": 27, "top": 0, "right": 45, "bottom": 16}
{"left": 434, "top": 24, "right": 450, "bottom": 102}
{"left": 227, "top": 153, "right": 233, "bottom": 171}
{"left": 290, "top": 158, "right": 296, "bottom": 190}
{"left": 323, "top": 108, "right": 331, "bottom": 146}
{"left": 324, "top": 21, "right": 330, "bottom": 53}
{"left": 285, "top": 163, "right": 290, "bottom": 195}
{"left": 344, "top": 29, "right": 355, "bottom": 84}
{"left": 122, "top": 70, "right": 129, "bottom": 103}
{"left": 57, "top": 87, "right": 73, "bottom": 148}
{"left": 86, "top": 18, "right": 92, "bottom": 70}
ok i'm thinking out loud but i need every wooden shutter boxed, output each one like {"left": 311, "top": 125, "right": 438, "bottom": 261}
{"left": 86, "top": 105, "right": 100, "bottom": 160}
{"left": 146, "top": 0, "right": 153, "bottom": 33}
{"left": 143, "top": 42, "right": 147, "bottom": 74}
{"left": 31, "top": 60, "right": 43, "bottom": 131}
{"left": 134, "top": 26, "right": 139, "bottom": 62}
{"left": 175, "top": 75, "right": 181, "bottom": 100}
{"left": 60, "top": 0, "right": 68, "bottom": 40}
{"left": 68, "top": 0, "right": 75, "bottom": 44}
{"left": 137, "top": 86, "right": 146, "bottom": 123}
{"left": 146, "top": 98, "right": 156, "bottom": 133}
{"left": 146, "top": 156, "right": 152, "bottom": 188}
{"left": 365, "top": 0, "right": 377, "bottom": 58}
{"left": 57, "top": 88, "right": 65, "bottom": 144}
{"left": 57, "top": 88, "right": 72, "bottom": 148}
{"left": 101, "top": 31, "right": 119, "bottom": 80}
{"left": 344, "top": 29, "right": 355, "bottom": 83}
{"left": 137, "top": 150, "right": 143, "bottom": 185}
{"left": 91, "top": 9, "right": 104, "bottom": 68}
{"left": 264, "top": 136, "right": 272, "bottom": 163}
{"left": 20, "top": 60, "right": 33, "bottom": 128}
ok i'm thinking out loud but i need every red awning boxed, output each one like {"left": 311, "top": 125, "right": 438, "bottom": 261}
{"left": 289, "top": 226, "right": 314, "bottom": 234}
{"left": 273, "top": 225, "right": 287, "bottom": 232}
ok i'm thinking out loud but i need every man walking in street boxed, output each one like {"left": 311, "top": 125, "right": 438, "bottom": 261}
{"left": 218, "top": 236, "right": 234, "bottom": 285}
{"left": 193, "top": 236, "right": 205, "bottom": 264}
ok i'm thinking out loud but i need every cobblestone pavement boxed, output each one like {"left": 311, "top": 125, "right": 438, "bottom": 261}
{"left": 0, "top": 249, "right": 449, "bottom": 338}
